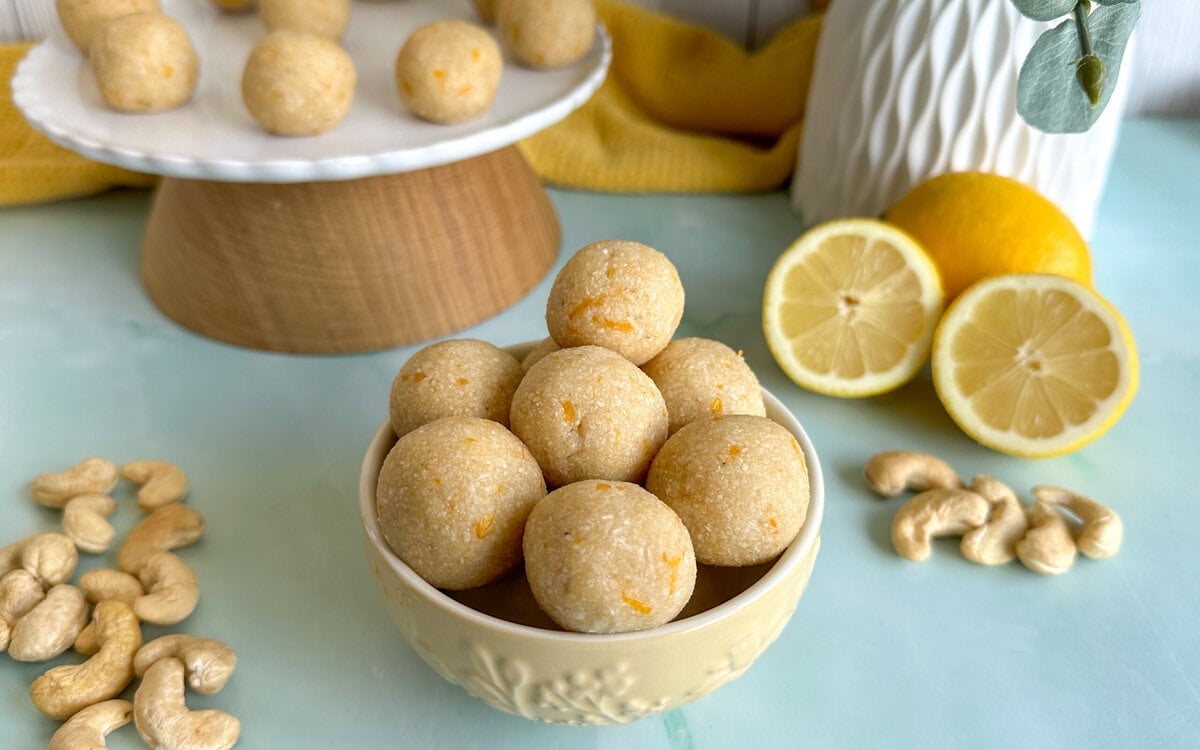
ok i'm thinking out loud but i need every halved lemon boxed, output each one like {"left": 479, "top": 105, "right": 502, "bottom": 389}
{"left": 762, "top": 219, "right": 944, "bottom": 397}
{"left": 931, "top": 274, "right": 1138, "bottom": 458}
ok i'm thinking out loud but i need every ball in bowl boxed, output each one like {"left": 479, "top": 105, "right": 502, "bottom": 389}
{"left": 647, "top": 414, "right": 810, "bottom": 567}
{"left": 523, "top": 480, "right": 697, "bottom": 634}
{"left": 359, "top": 350, "right": 825, "bottom": 725}
{"left": 545, "top": 240, "right": 684, "bottom": 366}
{"left": 388, "top": 338, "right": 523, "bottom": 438}
{"left": 376, "top": 416, "right": 546, "bottom": 590}
{"left": 509, "top": 345, "right": 668, "bottom": 487}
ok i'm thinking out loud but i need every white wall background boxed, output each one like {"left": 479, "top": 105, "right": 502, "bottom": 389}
{"left": 1, "top": 0, "right": 1195, "bottom": 115}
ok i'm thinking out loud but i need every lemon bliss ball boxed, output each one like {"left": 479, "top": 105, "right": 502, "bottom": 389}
{"left": 55, "top": 0, "right": 160, "bottom": 54}
{"left": 498, "top": 0, "right": 596, "bottom": 69}
{"left": 258, "top": 0, "right": 349, "bottom": 39}
{"left": 646, "top": 415, "right": 810, "bottom": 567}
{"left": 396, "top": 20, "right": 503, "bottom": 125}
{"left": 90, "top": 13, "right": 198, "bottom": 113}
{"left": 642, "top": 338, "right": 766, "bottom": 435}
{"left": 545, "top": 240, "right": 685, "bottom": 366}
{"left": 388, "top": 339, "right": 524, "bottom": 439}
{"left": 523, "top": 481, "right": 696, "bottom": 633}
{"left": 509, "top": 346, "right": 668, "bottom": 487}
{"left": 241, "top": 31, "right": 356, "bottom": 136}
{"left": 377, "top": 417, "right": 546, "bottom": 590}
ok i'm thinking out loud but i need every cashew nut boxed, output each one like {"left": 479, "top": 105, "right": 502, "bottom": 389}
{"left": 1015, "top": 500, "right": 1078, "bottom": 576}
{"left": 31, "top": 457, "right": 119, "bottom": 508}
{"left": 49, "top": 698, "right": 134, "bottom": 750}
{"left": 31, "top": 600, "right": 143, "bottom": 720}
{"left": 0, "top": 532, "right": 79, "bottom": 587}
{"left": 121, "top": 460, "right": 190, "bottom": 513}
{"left": 960, "top": 475, "right": 1029, "bottom": 566}
{"left": 119, "top": 504, "right": 206, "bottom": 574}
{"left": 135, "top": 552, "right": 200, "bottom": 625}
{"left": 1033, "top": 485, "right": 1123, "bottom": 559}
{"left": 135, "top": 635, "right": 238, "bottom": 695}
{"left": 135, "top": 657, "right": 241, "bottom": 750}
{"left": 891, "top": 488, "right": 990, "bottom": 562}
{"left": 64, "top": 494, "right": 119, "bottom": 554}
{"left": 8, "top": 584, "right": 88, "bottom": 662}
{"left": 865, "top": 450, "right": 961, "bottom": 498}
{"left": 0, "top": 569, "right": 46, "bottom": 652}
{"left": 81, "top": 568, "right": 146, "bottom": 605}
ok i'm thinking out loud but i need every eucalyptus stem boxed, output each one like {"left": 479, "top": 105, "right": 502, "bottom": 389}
{"left": 1073, "top": 1, "right": 1104, "bottom": 106}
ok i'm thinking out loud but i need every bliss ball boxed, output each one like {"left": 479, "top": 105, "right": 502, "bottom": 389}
{"left": 646, "top": 415, "right": 809, "bottom": 567}
{"left": 90, "top": 13, "right": 198, "bottom": 113}
{"left": 520, "top": 336, "right": 560, "bottom": 372}
{"left": 389, "top": 339, "right": 524, "bottom": 439}
{"left": 509, "top": 346, "right": 668, "bottom": 487}
{"left": 377, "top": 417, "right": 546, "bottom": 590}
{"left": 241, "top": 31, "right": 356, "bottom": 136}
{"left": 497, "top": 0, "right": 595, "bottom": 69}
{"left": 642, "top": 338, "right": 766, "bottom": 434}
{"left": 396, "top": 20, "right": 503, "bottom": 125}
{"left": 523, "top": 480, "right": 696, "bottom": 633}
{"left": 546, "top": 240, "right": 684, "bottom": 366}
{"left": 259, "top": 0, "right": 349, "bottom": 39}
{"left": 55, "top": 0, "right": 160, "bottom": 54}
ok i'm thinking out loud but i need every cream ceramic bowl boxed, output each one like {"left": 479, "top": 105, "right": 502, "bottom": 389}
{"left": 359, "top": 344, "right": 824, "bottom": 726}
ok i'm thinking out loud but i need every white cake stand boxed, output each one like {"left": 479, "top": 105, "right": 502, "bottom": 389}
{"left": 13, "top": 0, "right": 610, "bottom": 353}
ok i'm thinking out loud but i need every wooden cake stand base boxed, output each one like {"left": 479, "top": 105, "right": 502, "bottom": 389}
{"left": 140, "top": 145, "right": 560, "bottom": 354}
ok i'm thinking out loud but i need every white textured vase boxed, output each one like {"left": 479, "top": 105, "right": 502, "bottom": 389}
{"left": 792, "top": 0, "right": 1129, "bottom": 238}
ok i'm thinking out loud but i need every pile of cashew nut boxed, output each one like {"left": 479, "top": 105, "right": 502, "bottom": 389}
{"left": 865, "top": 450, "right": 1123, "bottom": 576}
{"left": 3, "top": 457, "right": 241, "bottom": 750}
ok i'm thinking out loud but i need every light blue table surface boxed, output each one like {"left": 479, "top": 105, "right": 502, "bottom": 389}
{"left": 1, "top": 119, "right": 1198, "bottom": 748}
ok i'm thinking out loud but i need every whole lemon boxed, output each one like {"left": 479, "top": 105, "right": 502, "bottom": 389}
{"left": 885, "top": 172, "right": 1091, "bottom": 300}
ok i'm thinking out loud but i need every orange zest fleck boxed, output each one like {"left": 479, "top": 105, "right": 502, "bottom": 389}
{"left": 662, "top": 553, "right": 682, "bottom": 595}
{"left": 562, "top": 400, "right": 577, "bottom": 423}
{"left": 791, "top": 438, "right": 803, "bottom": 458}
{"left": 471, "top": 48, "right": 481, "bottom": 61}
{"left": 401, "top": 80, "right": 414, "bottom": 96}
{"left": 710, "top": 397, "right": 724, "bottom": 415}
{"left": 769, "top": 518, "right": 779, "bottom": 529}
{"left": 728, "top": 445, "right": 741, "bottom": 458}
{"left": 162, "top": 65, "right": 174, "bottom": 78}
{"left": 457, "top": 377, "right": 470, "bottom": 385}
{"left": 474, "top": 513, "right": 495, "bottom": 539}
{"left": 606, "top": 266, "right": 617, "bottom": 279}
{"left": 412, "top": 372, "right": 426, "bottom": 383}
{"left": 496, "top": 483, "right": 505, "bottom": 494}
{"left": 400, "top": 374, "right": 410, "bottom": 382}
{"left": 465, "top": 437, "right": 477, "bottom": 444}
{"left": 595, "top": 482, "right": 612, "bottom": 490}
{"left": 568, "top": 295, "right": 605, "bottom": 319}
{"left": 593, "top": 316, "right": 634, "bottom": 332}
{"left": 621, "top": 592, "right": 652, "bottom": 615}
{"left": 457, "top": 84, "right": 473, "bottom": 96}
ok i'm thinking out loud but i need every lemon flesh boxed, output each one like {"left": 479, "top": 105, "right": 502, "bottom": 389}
{"left": 763, "top": 219, "right": 944, "bottom": 397}
{"left": 932, "top": 274, "right": 1138, "bottom": 457}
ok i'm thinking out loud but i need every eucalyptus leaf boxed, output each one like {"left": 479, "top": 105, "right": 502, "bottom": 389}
{"left": 1016, "top": 3, "right": 1140, "bottom": 133}
{"left": 1010, "top": 0, "right": 1076, "bottom": 22}
{"left": 1093, "top": 0, "right": 1139, "bottom": 5}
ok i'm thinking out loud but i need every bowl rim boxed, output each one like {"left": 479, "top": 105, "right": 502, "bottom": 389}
{"left": 359, "top": 345, "right": 825, "bottom": 644}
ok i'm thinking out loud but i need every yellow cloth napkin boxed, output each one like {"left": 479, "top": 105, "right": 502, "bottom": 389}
{"left": 518, "top": 0, "right": 822, "bottom": 193}
{"left": 0, "top": 2, "right": 821, "bottom": 204}
{"left": 1, "top": 43, "right": 156, "bottom": 206}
